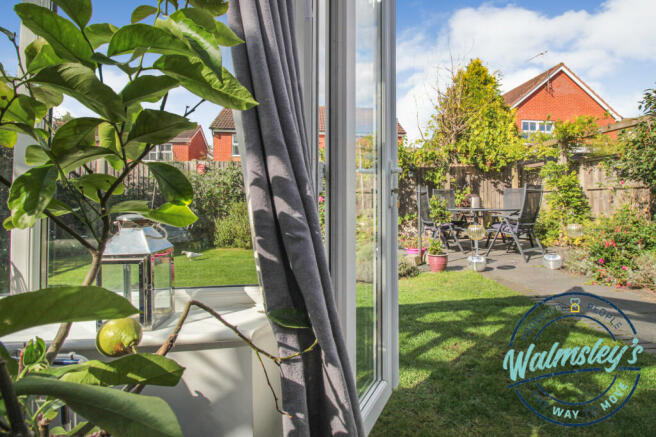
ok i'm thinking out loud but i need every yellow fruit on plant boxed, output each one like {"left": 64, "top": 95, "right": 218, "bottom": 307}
{"left": 96, "top": 318, "right": 143, "bottom": 357}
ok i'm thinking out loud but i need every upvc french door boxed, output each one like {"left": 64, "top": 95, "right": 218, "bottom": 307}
{"left": 320, "top": 0, "right": 398, "bottom": 433}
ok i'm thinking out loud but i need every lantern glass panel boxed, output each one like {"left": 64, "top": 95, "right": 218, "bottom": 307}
{"left": 99, "top": 259, "right": 144, "bottom": 315}
{"left": 153, "top": 252, "right": 174, "bottom": 314}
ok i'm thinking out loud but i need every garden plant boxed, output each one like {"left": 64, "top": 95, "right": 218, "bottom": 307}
{"left": 0, "top": 1, "right": 314, "bottom": 435}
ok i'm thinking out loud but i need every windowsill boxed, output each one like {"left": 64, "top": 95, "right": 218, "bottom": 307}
{"left": 1, "top": 286, "right": 270, "bottom": 353}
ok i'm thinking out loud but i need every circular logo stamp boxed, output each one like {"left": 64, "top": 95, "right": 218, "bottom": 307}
{"left": 503, "top": 291, "right": 644, "bottom": 427}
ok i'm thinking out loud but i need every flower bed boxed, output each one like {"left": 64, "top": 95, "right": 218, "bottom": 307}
{"left": 564, "top": 206, "right": 656, "bottom": 288}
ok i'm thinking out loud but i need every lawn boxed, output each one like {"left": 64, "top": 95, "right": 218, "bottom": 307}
{"left": 370, "top": 271, "right": 656, "bottom": 437}
{"left": 48, "top": 246, "right": 258, "bottom": 288}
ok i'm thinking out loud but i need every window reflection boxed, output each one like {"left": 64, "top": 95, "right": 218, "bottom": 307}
{"left": 355, "top": 0, "right": 381, "bottom": 395}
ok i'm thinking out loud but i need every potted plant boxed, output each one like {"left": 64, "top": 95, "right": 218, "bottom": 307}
{"left": 427, "top": 239, "right": 448, "bottom": 272}
{"left": 399, "top": 221, "right": 425, "bottom": 257}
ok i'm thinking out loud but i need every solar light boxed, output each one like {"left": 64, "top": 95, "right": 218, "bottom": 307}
{"left": 566, "top": 223, "right": 584, "bottom": 239}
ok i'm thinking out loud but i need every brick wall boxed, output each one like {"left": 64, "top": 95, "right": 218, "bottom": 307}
{"left": 514, "top": 71, "right": 617, "bottom": 132}
{"left": 212, "top": 131, "right": 241, "bottom": 162}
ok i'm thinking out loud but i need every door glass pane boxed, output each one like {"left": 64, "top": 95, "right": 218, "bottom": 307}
{"left": 0, "top": 147, "right": 12, "bottom": 294}
{"left": 355, "top": 0, "right": 381, "bottom": 395}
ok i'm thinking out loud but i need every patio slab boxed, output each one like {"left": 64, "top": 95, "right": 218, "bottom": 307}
{"left": 432, "top": 245, "right": 656, "bottom": 353}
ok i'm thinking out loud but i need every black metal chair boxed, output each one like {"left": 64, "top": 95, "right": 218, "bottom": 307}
{"left": 484, "top": 187, "right": 523, "bottom": 248}
{"left": 485, "top": 185, "right": 545, "bottom": 262}
{"left": 421, "top": 189, "right": 464, "bottom": 251}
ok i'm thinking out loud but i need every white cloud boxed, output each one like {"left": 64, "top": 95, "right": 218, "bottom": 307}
{"left": 397, "top": 0, "right": 656, "bottom": 140}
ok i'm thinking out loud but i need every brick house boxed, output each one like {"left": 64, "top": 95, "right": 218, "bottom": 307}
{"left": 211, "top": 107, "right": 406, "bottom": 162}
{"left": 503, "top": 63, "right": 622, "bottom": 137}
{"left": 145, "top": 125, "right": 209, "bottom": 162}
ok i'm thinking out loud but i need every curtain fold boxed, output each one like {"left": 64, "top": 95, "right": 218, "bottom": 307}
{"left": 228, "top": 1, "right": 364, "bottom": 436}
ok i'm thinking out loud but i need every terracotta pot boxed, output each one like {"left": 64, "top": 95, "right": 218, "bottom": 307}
{"left": 427, "top": 253, "right": 448, "bottom": 272}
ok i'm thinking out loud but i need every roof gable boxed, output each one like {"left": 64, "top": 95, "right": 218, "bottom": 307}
{"left": 503, "top": 63, "right": 621, "bottom": 121}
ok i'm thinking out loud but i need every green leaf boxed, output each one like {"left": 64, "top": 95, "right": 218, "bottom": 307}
{"left": 131, "top": 5, "right": 158, "bottom": 24}
{"left": 5, "top": 95, "right": 48, "bottom": 125}
{"left": 46, "top": 198, "right": 74, "bottom": 217}
{"left": 0, "top": 287, "right": 138, "bottom": 337}
{"left": 120, "top": 75, "right": 179, "bottom": 107}
{"left": 52, "top": 0, "right": 92, "bottom": 29}
{"left": 188, "top": 0, "right": 229, "bottom": 16}
{"left": 33, "top": 63, "right": 126, "bottom": 122}
{"left": 170, "top": 8, "right": 216, "bottom": 33}
{"left": 110, "top": 201, "right": 198, "bottom": 227}
{"left": 146, "top": 162, "right": 193, "bottom": 205}
{"left": 31, "top": 84, "right": 64, "bottom": 107}
{"left": 0, "top": 127, "right": 17, "bottom": 148}
{"left": 41, "top": 353, "right": 184, "bottom": 387}
{"left": 15, "top": 376, "right": 183, "bottom": 437}
{"left": 91, "top": 52, "right": 140, "bottom": 76}
{"left": 14, "top": 3, "right": 94, "bottom": 68}
{"left": 57, "top": 147, "right": 118, "bottom": 173}
{"left": 160, "top": 16, "right": 222, "bottom": 80}
{"left": 50, "top": 423, "right": 97, "bottom": 436}
{"left": 2, "top": 123, "right": 50, "bottom": 145}
{"left": 25, "top": 144, "right": 50, "bottom": 165}
{"left": 154, "top": 55, "right": 257, "bottom": 110}
{"left": 267, "top": 307, "right": 311, "bottom": 329}
{"left": 214, "top": 21, "right": 243, "bottom": 47}
{"left": 23, "top": 337, "right": 47, "bottom": 367}
{"left": 127, "top": 109, "right": 196, "bottom": 145}
{"left": 24, "top": 38, "right": 64, "bottom": 73}
{"left": 7, "top": 165, "right": 57, "bottom": 228}
{"left": 107, "top": 23, "right": 193, "bottom": 57}
{"left": 72, "top": 173, "right": 124, "bottom": 202}
{"left": 85, "top": 23, "right": 119, "bottom": 49}
{"left": 0, "top": 342, "right": 18, "bottom": 378}
{"left": 51, "top": 117, "right": 103, "bottom": 157}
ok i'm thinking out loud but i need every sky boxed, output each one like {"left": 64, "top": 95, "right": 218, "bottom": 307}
{"left": 1, "top": 1, "right": 655, "bottom": 143}
{"left": 396, "top": 0, "right": 656, "bottom": 140}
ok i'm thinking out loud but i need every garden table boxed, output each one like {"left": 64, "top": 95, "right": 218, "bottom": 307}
{"left": 448, "top": 207, "right": 519, "bottom": 225}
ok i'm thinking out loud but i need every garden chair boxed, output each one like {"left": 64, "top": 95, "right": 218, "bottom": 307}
{"left": 485, "top": 185, "right": 545, "bottom": 262}
{"left": 484, "top": 187, "right": 523, "bottom": 248}
{"left": 421, "top": 189, "right": 464, "bottom": 251}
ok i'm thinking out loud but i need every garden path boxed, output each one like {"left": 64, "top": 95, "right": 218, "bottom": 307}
{"left": 438, "top": 247, "right": 656, "bottom": 355}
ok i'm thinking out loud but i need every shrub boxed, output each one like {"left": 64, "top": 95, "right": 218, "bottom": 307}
{"left": 536, "top": 162, "right": 590, "bottom": 246}
{"left": 356, "top": 242, "right": 374, "bottom": 283}
{"left": 398, "top": 256, "right": 419, "bottom": 278}
{"left": 190, "top": 165, "right": 245, "bottom": 246}
{"left": 429, "top": 196, "right": 451, "bottom": 224}
{"left": 627, "top": 252, "right": 656, "bottom": 290}
{"left": 214, "top": 202, "right": 253, "bottom": 249}
{"left": 570, "top": 205, "right": 656, "bottom": 286}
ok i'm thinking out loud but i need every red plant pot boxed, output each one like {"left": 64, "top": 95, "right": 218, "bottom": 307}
{"left": 405, "top": 247, "right": 427, "bottom": 257}
{"left": 427, "top": 254, "right": 448, "bottom": 272}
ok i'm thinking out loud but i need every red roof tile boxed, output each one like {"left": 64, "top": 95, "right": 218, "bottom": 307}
{"left": 503, "top": 63, "right": 564, "bottom": 107}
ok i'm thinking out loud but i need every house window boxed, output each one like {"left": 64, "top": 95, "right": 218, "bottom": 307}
{"left": 231, "top": 134, "right": 240, "bottom": 156}
{"left": 147, "top": 144, "right": 173, "bottom": 161}
{"left": 521, "top": 120, "right": 554, "bottom": 138}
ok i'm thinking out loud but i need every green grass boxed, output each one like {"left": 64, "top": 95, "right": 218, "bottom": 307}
{"left": 48, "top": 247, "right": 258, "bottom": 287}
{"left": 370, "top": 271, "right": 656, "bottom": 437}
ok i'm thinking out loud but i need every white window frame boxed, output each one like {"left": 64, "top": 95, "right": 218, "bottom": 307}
{"left": 327, "top": 0, "right": 398, "bottom": 432}
{"left": 521, "top": 119, "right": 554, "bottom": 137}
{"left": 231, "top": 134, "right": 240, "bottom": 156}
{"left": 146, "top": 143, "right": 173, "bottom": 162}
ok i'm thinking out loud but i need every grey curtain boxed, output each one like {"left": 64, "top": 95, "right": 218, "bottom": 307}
{"left": 228, "top": 1, "right": 364, "bottom": 436}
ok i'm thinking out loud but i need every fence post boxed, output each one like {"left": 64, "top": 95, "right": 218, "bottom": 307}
{"left": 511, "top": 163, "right": 520, "bottom": 188}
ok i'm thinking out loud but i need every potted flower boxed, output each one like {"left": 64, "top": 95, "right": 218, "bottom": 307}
{"left": 427, "top": 239, "right": 448, "bottom": 272}
{"left": 399, "top": 222, "right": 426, "bottom": 258}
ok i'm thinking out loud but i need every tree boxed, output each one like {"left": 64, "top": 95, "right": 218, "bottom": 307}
{"left": 608, "top": 87, "right": 656, "bottom": 215}
{"left": 423, "top": 59, "right": 524, "bottom": 172}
